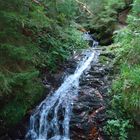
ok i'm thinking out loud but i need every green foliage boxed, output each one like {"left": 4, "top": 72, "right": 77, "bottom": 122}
{"left": 42, "top": 0, "right": 77, "bottom": 25}
{"left": 0, "top": 0, "right": 88, "bottom": 126}
{"left": 78, "top": 0, "right": 127, "bottom": 45}
{"left": 104, "top": 119, "right": 132, "bottom": 140}
{"left": 0, "top": 80, "right": 43, "bottom": 125}
{"left": 55, "top": 0, "right": 77, "bottom": 21}
{"left": 112, "top": 0, "right": 140, "bottom": 113}
{"left": 104, "top": 87, "right": 133, "bottom": 140}
{"left": 34, "top": 26, "right": 87, "bottom": 72}
{"left": 106, "top": 0, "right": 125, "bottom": 10}
{"left": 104, "top": 0, "right": 140, "bottom": 139}
{"left": 112, "top": 64, "right": 140, "bottom": 110}
{"left": 0, "top": 72, "right": 14, "bottom": 94}
{"left": 103, "top": 85, "right": 132, "bottom": 139}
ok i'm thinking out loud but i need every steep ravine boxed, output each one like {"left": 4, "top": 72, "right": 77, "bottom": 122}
{"left": 0, "top": 1, "right": 137, "bottom": 140}
{"left": 0, "top": 45, "right": 115, "bottom": 140}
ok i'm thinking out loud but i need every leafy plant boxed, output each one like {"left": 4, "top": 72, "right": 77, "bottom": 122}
{"left": 104, "top": 119, "right": 132, "bottom": 140}
{"left": 0, "top": 0, "right": 88, "bottom": 126}
{"left": 106, "top": 0, "right": 140, "bottom": 139}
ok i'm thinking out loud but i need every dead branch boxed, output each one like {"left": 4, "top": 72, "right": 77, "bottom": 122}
{"left": 32, "top": 0, "right": 41, "bottom": 5}
{"left": 32, "top": 0, "right": 46, "bottom": 8}
{"left": 75, "top": 0, "right": 93, "bottom": 15}
{"left": 88, "top": 106, "right": 105, "bottom": 122}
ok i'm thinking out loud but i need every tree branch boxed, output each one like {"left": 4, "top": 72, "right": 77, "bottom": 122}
{"left": 32, "top": 0, "right": 46, "bottom": 7}
{"left": 75, "top": 0, "right": 93, "bottom": 15}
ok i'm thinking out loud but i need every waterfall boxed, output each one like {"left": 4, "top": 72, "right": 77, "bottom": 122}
{"left": 26, "top": 33, "right": 99, "bottom": 140}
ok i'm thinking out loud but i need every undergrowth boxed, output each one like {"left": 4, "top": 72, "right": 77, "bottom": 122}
{"left": 0, "top": 0, "right": 87, "bottom": 126}
{"left": 104, "top": 0, "right": 140, "bottom": 139}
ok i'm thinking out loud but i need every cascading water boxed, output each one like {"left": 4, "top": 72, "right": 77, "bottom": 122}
{"left": 26, "top": 33, "right": 99, "bottom": 140}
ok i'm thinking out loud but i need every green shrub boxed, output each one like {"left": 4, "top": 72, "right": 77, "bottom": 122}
{"left": 112, "top": 64, "right": 140, "bottom": 111}
{"left": 105, "top": 1, "right": 140, "bottom": 139}
{"left": 104, "top": 119, "right": 132, "bottom": 140}
{"left": 111, "top": 0, "right": 140, "bottom": 114}
{"left": 0, "top": 0, "right": 88, "bottom": 126}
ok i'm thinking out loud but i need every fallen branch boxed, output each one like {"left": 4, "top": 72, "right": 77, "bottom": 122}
{"left": 75, "top": 0, "right": 93, "bottom": 15}
{"left": 88, "top": 106, "right": 105, "bottom": 122}
{"left": 32, "top": 0, "right": 46, "bottom": 8}
{"left": 32, "top": 0, "right": 41, "bottom": 5}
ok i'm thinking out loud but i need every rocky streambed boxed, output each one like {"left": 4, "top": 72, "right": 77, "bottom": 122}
{"left": 70, "top": 49, "right": 114, "bottom": 140}
{"left": 0, "top": 47, "right": 114, "bottom": 140}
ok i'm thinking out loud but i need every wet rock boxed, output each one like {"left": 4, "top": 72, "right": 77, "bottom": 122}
{"left": 4, "top": 48, "right": 113, "bottom": 140}
{"left": 70, "top": 52, "right": 113, "bottom": 140}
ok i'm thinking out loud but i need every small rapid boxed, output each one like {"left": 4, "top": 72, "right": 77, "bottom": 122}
{"left": 26, "top": 33, "right": 99, "bottom": 140}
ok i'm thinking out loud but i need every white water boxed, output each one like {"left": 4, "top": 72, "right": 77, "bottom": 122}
{"left": 26, "top": 34, "right": 99, "bottom": 140}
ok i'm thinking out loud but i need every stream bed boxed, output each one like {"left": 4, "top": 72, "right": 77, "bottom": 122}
{"left": 0, "top": 34, "right": 114, "bottom": 140}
